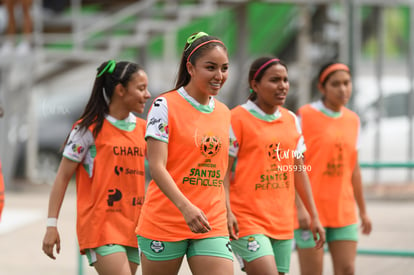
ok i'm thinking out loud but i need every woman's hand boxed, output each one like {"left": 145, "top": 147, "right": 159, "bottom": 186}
{"left": 42, "top": 227, "right": 61, "bottom": 259}
{"left": 181, "top": 203, "right": 211, "bottom": 234}
{"left": 311, "top": 218, "right": 326, "bottom": 249}
{"left": 360, "top": 212, "right": 372, "bottom": 235}
{"left": 297, "top": 204, "right": 311, "bottom": 230}
{"left": 227, "top": 210, "right": 239, "bottom": 240}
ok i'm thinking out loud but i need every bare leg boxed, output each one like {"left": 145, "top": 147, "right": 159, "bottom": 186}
{"left": 93, "top": 251, "right": 136, "bottom": 275}
{"left": 129, "top": 261, "right": 138, "bottom": 275}
{"left": 188, "top": 255, "right": 233, "bottom": 275}
{"left": 4, "top": 0, "right": 16, "bottom": 37}
{"left": 238, "top": 255, "right": 278, "bottom": 275}
{"left": 20, "top": 0, "right": 33, "bottom": 37}
{"left": 296, "top": 247, "right": 324, "bottom": 275}
{"left": 328, "top": 240, "right": 357, "bottom": 275}
{"left": 140, "top": 253, "right": 183, "bottom": 275}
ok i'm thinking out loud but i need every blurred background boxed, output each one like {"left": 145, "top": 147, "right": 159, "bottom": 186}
{"left": 0, "top": 0, "right": 413, "bottom": 187}
{"left": 0, "top": 1, "right": 413, "bottom": 275}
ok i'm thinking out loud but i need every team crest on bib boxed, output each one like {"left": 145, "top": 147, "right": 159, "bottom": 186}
{"left": 198, "top": 135, "right": 222, "bottom": 158}
{"left": 150, "top": 240, "right": 165, "bottom": 253}
{"left": 301, "top": 230, "right": 311, "bottom": 241}
{"left": 265, "top": 142, "right": 281, "bottom": 162}
{"left": 247, "top": 236, "right": 260, "bottom": 252}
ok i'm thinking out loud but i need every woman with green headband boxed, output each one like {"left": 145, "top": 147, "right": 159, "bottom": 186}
{"left": 294, "top": 62, "right": 372, "bottom": 275}
{"left": 42, "top": 60, "right": 151, "bottom": 275}
{"left": 136, "top": 32, "right": 233, "bottom": 274}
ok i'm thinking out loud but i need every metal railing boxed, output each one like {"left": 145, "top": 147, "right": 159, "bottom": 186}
{"left": 360, "top": 162, "right": 414, "bottom": 169}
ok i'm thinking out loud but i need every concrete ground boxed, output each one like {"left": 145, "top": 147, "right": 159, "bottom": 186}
{"left": 0, "top": 182, "right": 414, "bottom": 275}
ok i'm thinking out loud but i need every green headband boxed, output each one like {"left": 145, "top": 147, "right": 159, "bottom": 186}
{"left": 185, "top": 32, "right": 208, "bottom": 51}
{"left": 97, "top": 60, "right": 116, "bottom": 77}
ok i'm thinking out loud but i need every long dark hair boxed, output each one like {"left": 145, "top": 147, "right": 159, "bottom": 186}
{"left": 62, "top": 60, "right": 143, "bottom": 148}
{"left": 174, "top": 32, "right": 227, "bottom": 90}
{"left": 248, "top": 56, "right": 287, "bottom": 101}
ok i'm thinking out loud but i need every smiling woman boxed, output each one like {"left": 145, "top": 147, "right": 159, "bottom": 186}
{"left": 136, "top": 32, "right": 234, "bottom": 275}
{"left": 42, "top": 60, "right": 151, "bottom": 275}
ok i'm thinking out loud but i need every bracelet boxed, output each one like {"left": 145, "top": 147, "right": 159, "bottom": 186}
{"left": 46, "top": 217, "right": 58, "bottom": 227}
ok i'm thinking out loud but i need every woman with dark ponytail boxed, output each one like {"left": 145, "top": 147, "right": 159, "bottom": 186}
{"left": 42, "top": 60, "right": 151, "bottom": 275}
{"left": 136, "top": 32, "right": 234, "bottom": 275}
{"left": 224, "top": 56, "right": 325, "bottom": 275}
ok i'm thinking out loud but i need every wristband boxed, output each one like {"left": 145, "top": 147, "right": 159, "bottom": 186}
{"left": 46, "top": 217, "right": 58, "bottom": 227}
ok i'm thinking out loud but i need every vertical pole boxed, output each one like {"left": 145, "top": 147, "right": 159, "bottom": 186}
{"left": 340, "top": 0, "right": 349, "bottom": 64}
{"left": 33, "top": 0, "right": 44, "bottom": 53}
{"left": 0, "top": 69, "right": 7, "bottom": 186}
{"left": 78, "top": 252, "right": 83, "bottom": 275}
{"left": 228, "top": 2, "right": 248, "bottom": 109}
{"left": 163, "top": 31, "right": 177, "bottom": 87}
{"left": 138, "top": 45, "right": 148, "bottom": 72}
{"left": 136, "top": 4, "right": 150, "bottom": 70}
{"left": 407, "top": 3, "right": 414, "bottom": 182}
{"left": 296, "top": 4, "right": 311, "bottom": 109}
{"left": 163, "top": 0, "right": 177, "bottom": 76}
{"left": 25, "top": 60, "right": 37, "bottom": 182}
{"left": 346, "top": 0, "right": 360, "bottom": 110}
{"left": 374, "top": 6, "right": 385, "bottom": 184}
{"left": 71, "top": 0, "right": 83, "bottom": 51}
{"left": 0, "top": 67, "right": 15, "bottom": 187}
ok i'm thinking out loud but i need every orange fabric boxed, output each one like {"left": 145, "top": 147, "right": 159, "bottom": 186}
{"left": 76, "top": 118, "right": 146, "bottom": 253}
{"left": 297, "top": 104, "right": 359, "bottom": 228}
{"left": 229, "top": 106, "right": 301, "bottom": 240}
{"left": 136, "top": 90, "right": 230, "bottom": 241}
{"left": 0, "top": 161, "right": 4, "bottom": 221}
{"left": 319, "top": 63, "right": 350, "bottom": 85}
